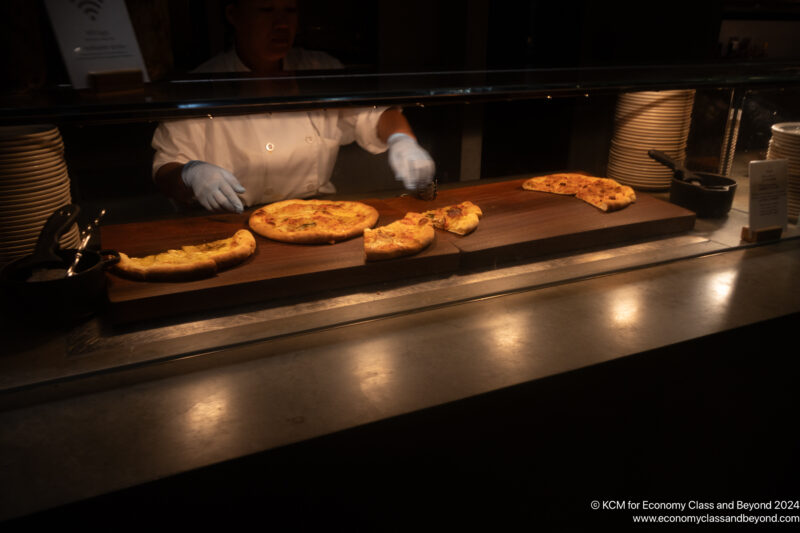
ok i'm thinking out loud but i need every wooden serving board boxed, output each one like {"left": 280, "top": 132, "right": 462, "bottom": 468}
{"left": 101, "top": 179, "right": 695, "bottom": 323}
{"left": 101, "top": 199, "right": 461, "bottom": 323}
{"left": 382, "top": 179, "right": 696, "bottom": 269}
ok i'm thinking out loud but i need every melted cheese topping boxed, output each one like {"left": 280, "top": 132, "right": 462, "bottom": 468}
{"left": 126, "top": 237, "right": 236, "bottom": 266}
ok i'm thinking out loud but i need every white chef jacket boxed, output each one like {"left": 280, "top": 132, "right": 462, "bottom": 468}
{"left": 151, "top": 48, "right": 389, "bottom": 206}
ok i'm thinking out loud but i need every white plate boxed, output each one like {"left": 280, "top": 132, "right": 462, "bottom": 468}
{"left": 0, "top": 192, "right": 71, "bottom": 212}
{"left": 0, "top": 125, "right": 59, "bottom": 141}
{"left": 609, "top": 156, "right": 682, "bottom": 170}
{"left": 771, "top": 123, "right": 800, "bottom": 137}
{"left": 0, "top": 137, "right": 63, "bottom": 153}
{"left": 0, "top": 219, "right": 77, "bottom": 240}
{"left": 616, "top": 102, "right": 694, "bottom": 114}
{"left": 0, "top": 210, "right": 60, "bottom": 228}
{"left": 766, "top": 151, "right": 800, "bottom": 172}
{"left": 0, "top": 172, "right": 68, "bottom": 194}
{"left": 0, "top": 164, "right": 68, "bottom": 184}
{"left": 620, "top": 90, "right": 695, "bottom": 101}
{"left": 615, "top": 108, "right": 693, "bottom": 120}
{"left": 613, "top": 128, "right": 691, "bottom": 140}
{"left": 607, "top": 167, "right": 674, "bottom": 182}
{"left": 608, "top": 168, "right": 674, "bottom": 181}
{"left": 609, "top": 147, "right": 685, "bottom": 160}
{"left": 608, "top": 161, "right": 675, "bottom": 175}
{"left": 767, "top": 143, "right": 800, "bottom": 158}
{"left": 614, "top": 111, "right": 693, "bottom": 124}
{"left": 611, "top": 138, "right": 688, "bottom": 151}
{"left": 0, "top": 235, "right": 39, "bottom": 250}
{"left": 0, "top": 147, "right": 64, "bottom": 163}
{"left": 0, "top": 176, "right": 70, "bottom": 198}
{"left": 770, "top": 128, "right": 800, "bottom": 140}
{"left": 0, "top": 157, "right": 66, "bottom": 177}
{"left": 607, "top": 168, "right": 672, "bottom": 183}
{"left": 617, "top": 102, "right": 693, "bottom": 112}
{"left": 0, "top": 200, "right": 71, "bottom": 219}
{"left": 0, "top": 183, "right": 70, "bottom": 208}
{"left": 613, "top": 119, "right": 693, "bottom": 132}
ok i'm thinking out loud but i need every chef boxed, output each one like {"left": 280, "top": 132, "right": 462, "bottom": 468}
{"left": 152, "top": 0, "right": 435, "bottom": 213}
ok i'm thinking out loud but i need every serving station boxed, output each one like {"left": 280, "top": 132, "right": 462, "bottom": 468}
{"left": 99, "top": 178, "right": 694, "bottom": 323}
{"left": 2, "top": 2, "right": 800, "bottom": 529}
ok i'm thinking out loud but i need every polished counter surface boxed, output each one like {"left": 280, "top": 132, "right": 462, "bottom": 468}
{"left": 1, "top": 199, "right": 799, "bottom": 523}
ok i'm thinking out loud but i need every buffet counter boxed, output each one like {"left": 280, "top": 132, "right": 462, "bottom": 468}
{"left": 1, "top": 189, "right": 799, "bottom": 527}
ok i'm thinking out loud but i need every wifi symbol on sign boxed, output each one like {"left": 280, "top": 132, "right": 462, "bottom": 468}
{"left": 70, "top": 0, "right": 105, "bottom": 21}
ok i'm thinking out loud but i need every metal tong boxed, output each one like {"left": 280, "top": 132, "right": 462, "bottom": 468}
{"left": 66, "top": 208, "right": 106, "bottom": 277}
{"left": 401, "top": 177, "right": 438, "bottom": 201}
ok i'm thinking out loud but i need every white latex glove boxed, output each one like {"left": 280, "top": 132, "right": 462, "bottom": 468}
{"left": 387, "top": 133, "right": 435, "bottom": 190}
{"left": 182, "top": 160, "right": 245, "bottom": 213}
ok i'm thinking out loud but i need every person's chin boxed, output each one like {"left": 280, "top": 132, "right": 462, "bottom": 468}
{"left": 270, "top": 39, "right": 292, "bottom": 51}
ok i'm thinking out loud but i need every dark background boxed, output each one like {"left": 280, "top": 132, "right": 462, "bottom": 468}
{"left": 2, "top": 0, "right": 800, "bottom": 223}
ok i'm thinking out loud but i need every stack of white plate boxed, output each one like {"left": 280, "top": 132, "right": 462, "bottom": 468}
{"left": 607, "top": 89, "right": 695, "bottom": 191}
{"left": 0, "top": 125, "right": 80, "bottom": 265}
{"left": 766, "top": 122, "right": 800, "bottom": 223}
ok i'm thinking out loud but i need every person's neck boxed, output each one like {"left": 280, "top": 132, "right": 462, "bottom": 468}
{"left": 235, "top": 46, "right": 284, "bottom": 74}
{"left": 251, "top": 59, "right": 282, "bottom": 74}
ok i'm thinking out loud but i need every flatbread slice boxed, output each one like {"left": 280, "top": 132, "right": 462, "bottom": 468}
{"left": 575, "top": 177, "right": 637, "bottom": 212}
{"left": 364, "top": 212, "right": 435, "bottom": 261}
{"left": 523, "top": 173, "right": 636, "bottom": 212}
{"left": 421, "top": 201, "right": 483, "bottom": 235}
{"left": 115, "top": 229, "right": 256, "bottom": 281}
{"left": 522, "top": 173, "right": 596, "bottom": 195}
{"left": 249, "top": 199, "right": 379, "bottom": 244}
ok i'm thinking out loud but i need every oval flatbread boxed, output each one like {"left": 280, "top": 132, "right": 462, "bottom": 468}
{"left": 114, "top": 229, "right": 256, "bottom": 281}
{"left": 249, "top": 199, "right": 379, "bottom": 244}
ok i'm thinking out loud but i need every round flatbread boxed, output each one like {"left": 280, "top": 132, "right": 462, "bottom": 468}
{"left": 114, "top": 229, "right": 257, "bottom": 281}
{"left": 249, "top": 199, "right": 379, "bottom": 244}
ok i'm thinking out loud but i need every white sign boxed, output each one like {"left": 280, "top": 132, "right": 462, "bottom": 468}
{"left": 748, "top": 159, "right": 788, "bottom": 231}
{"left": 44, "top": 0, "right": 149, "bottom": 89}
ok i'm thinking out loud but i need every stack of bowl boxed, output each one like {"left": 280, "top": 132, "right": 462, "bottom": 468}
{"left": 766, "top": 122, "right": 800, "bottom": 223}
{"left": 0, "top": 125, "right": 80, "bottom": 265}
{"left": 607, "top": 89, "right": 695, "bottom": 191}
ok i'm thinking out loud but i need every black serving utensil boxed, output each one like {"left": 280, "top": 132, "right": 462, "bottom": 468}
{"left": 646, "top": 150, "right": 738, "bottom": 218}
{"left": 8, "top": 204, "right": 80, "bottom": 279}
{"left": 648, "top": 150, "right": 704, "bottom": 184}
{"left": 647, "top": 149, "right": 731, "bottom": 190}
{"left": 416, "top": 177, "right": 438, "bottom": 200}
{"left": 401, "top": 177, "right": 438, "bottom": 201}
{"left": 66, "top": 208, "right": 106, "bottom": 277}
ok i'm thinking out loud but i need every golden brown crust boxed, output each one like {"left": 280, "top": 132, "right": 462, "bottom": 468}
{"left": 182, "top": 229, "right": 257, "bottom": 270}
{"left": 421, "top": 201, "right": 483, "bottom": 235}
{"left": 249, "top": 199, "right": 379, "bottom": 244}
{"left": 114, "top": 229, "right": 256, "bottom": 281}
{"left": 523, "top": 174, "right": 635, "bottom": 212}
{"left": 522, "top": 173, "right": 595, "bottom": 195}
{"left": 364, "top": 212, "right": 435, "bottom": 261}
{"left": 574, "top": 178, "right": 636, "bottom": 212}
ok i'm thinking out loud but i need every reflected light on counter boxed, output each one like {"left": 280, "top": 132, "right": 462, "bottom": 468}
{"left": 183, "top": 387, "right": 230, "bottom": 437}
{"left": 351, "top": 339, "right": 398, "bottom": 399}
{"left": 609, "top": 287, "right": 641, "bottom": 328}
{"left": 706, "top": 268, "right": 739, "bottom": 306}
{"left": 483, "top": 311, "right": 532, "bottom": 370}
